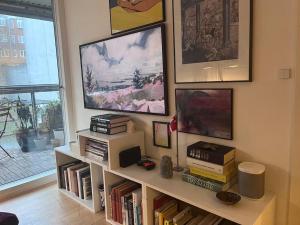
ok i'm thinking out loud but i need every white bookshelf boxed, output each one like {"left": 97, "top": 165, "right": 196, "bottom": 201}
{"left": 55, "top": 130, "right": 275, "bottom": 225}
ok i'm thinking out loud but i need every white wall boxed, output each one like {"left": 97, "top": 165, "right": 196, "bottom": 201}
{"left": 59, "top": 0, "right": 298, "bottom": 224}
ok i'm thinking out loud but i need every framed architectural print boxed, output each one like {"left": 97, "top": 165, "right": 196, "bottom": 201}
{"left": 176, "top": 89, "right": 233, "bottom": 140}
{"left": 173, "top": 0, "right": 252, "bottom": 83}
{"left": 153, "top": 121, "right": 171, "bottom": 148}
{"left": 79, "top": 24, "right": 169, "bottom": 116}
{"left": 109, "top": 0, "right": 165, "bottom": 35}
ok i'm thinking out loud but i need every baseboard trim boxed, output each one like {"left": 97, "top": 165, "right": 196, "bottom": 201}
{"left": 0, "top": 170, "right": 57, "bottom": 202}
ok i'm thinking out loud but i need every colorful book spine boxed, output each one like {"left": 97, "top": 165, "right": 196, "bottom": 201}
{"left": 186, "top": 157, "right": 235, "bottom": 174}
{"left": 189, "top": 166, "right": 236, "bottom": 183}
{"left": 182, "top": 171, "right": 236, "bottom": 192}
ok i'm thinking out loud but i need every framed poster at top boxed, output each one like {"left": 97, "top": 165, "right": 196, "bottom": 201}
{"left": 173, "top": 0, "right": 253, "bottom": 83}
{"left": 109, "top": 0, "right": 165, "bottom": 35}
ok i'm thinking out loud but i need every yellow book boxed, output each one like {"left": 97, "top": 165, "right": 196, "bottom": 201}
{"left": 189, "top": 166, "right": 237, "bottom": 183}
{"left": 159, "top": 202, "right": 177, "bottom": 225}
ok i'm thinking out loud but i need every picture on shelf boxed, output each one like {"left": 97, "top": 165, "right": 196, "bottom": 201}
{"left": 153, "top": 121, "right": 171, "bottom": 148}
{"left": 80, "top": 24, "right": 168, "bottom": 115}
{"left": 173, "top": 0, "right": 252, "bottom": 83}
{"left": 109, "top": 0, "right": 165, "bottom": 34}
{"left": 181, "top": 0, "right": 239, "bottom": 64}
{"left": 176, "top": 89, "right": 233, "bottom": 140}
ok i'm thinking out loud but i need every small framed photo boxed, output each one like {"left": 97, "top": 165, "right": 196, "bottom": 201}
{"left": 153, "top": 121, "right": 171, "bottom": 148}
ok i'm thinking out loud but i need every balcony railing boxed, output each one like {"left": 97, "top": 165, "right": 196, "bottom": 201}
{"left": 0, "top": 84, "right": 64, "bottom": 152}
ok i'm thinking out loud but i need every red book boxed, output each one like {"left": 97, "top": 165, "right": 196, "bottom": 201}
{"left": 153, "top": 194, "right": 172, "bottom": 210}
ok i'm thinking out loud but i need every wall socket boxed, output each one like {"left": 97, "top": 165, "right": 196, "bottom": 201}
{"left": 279, "top": 68, "right": 292, "bottom": 79}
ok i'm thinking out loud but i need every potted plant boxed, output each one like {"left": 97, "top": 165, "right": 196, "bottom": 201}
{"left": 15, "top": 97, "right": 35, "bottom": 152}
{"left": 45, "top": 100, "right": 64, "bottom": 145}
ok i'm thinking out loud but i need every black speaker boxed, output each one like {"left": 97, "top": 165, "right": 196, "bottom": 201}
{"left": 119, "top": 146, "right": 141, "bottom": 168}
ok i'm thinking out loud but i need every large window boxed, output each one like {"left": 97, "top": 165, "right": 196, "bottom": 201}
{"left": 0, "top": 12, "right": 64, "bottom": 187}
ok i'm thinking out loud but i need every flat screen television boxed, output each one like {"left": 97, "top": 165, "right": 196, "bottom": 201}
{"left": 79, "top": 24, "right": 168, "bottom": 116}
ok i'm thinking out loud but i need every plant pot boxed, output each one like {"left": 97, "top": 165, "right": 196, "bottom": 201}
{"left": 34, "top": 137, "right": 48, "bottom": 149}
{"left": 16, "top": 129, "right": 36, "bottom": 152}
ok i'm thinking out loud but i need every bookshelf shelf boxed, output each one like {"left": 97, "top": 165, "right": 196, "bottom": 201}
{"left": 59, "top": 188, "right": 94, "bottom": 212}
{"left": 55, "top": 130, "right": 275, "bottom": 225}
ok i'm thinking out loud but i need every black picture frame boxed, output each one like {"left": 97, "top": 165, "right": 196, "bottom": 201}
{"left": 175, "top": 88, "right": 234, "bottom": 140}
{"left": 153, "top": 121, "right": 171, "bottom": 148}
{"left": 109, "top": 0, "right": 166, "bottom": 35}
{"left": 172, "top": 0, "right": 253, "bottom": 83}
{"left": 79, "top": 24, "right": 169, "bottom": 116}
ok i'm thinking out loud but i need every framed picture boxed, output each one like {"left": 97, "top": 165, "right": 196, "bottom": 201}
{"left": 175, "top": 89, "right": 233, "bottom": 140}
{"left": 173, "top": 0, "right": 252, "bottom": 83}
{"left": 153, "top": 121, "right": 171, "bottom": 148}
{"left": 109, "top": 0, "right": 165, "bottom": 35}
{"left": 79, "top": 24, "right": 169, "bottom": 116}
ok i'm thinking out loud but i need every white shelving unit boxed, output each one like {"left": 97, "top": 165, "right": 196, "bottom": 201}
{"left": 55, "top": 130, "right": 276, "bottom": 225}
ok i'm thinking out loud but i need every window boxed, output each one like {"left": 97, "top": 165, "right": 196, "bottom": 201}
{"left": 18, "top": 35, "right": 24, "bottom": 43}
{"left": 13, "top": 49, "right": 18, "bottom": 57}
{"left": 0, "top": 33, "right": 8, "bottom": 42}
{"left": 17, "top": 19, "right": 23, "bottom": 28}
{"left": 9, "top": 19, "right": 14, "bottom": 28}
{"left": 4, "top": 49, "right": 10, "bottom": 57}
{"left": 0, "top": 49, "right": 3, "bottom": 57}
{"left": 19, "top": 49, "right": 25, "bottom": 57}
{"left": 11, "top": 35, "right": 16, "bottom": 43}
{"left": 0, "top": 17, "right": 6, "bottom": 26}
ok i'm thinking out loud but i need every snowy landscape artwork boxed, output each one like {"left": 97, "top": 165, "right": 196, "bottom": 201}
{"left": 80, "top": 25, "right": 168, "bottom": 115}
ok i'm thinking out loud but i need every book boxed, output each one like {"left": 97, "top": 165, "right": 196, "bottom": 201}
{"left": 172, "top": 206, "right": 192, "bottom": 224}
{"left": 187, "top": 141, "right": 235, "bottom": 165}
{"left": 91, "top": 121, "right": 129, "bottom": 128}
{"left": 137, "top": 205, "right": 142, "bottom": 225}
{"left": 189, "top": 166, "right": 236, "bottom": 183}
{"left": 83, "top": 175, "right": 92, "bottom": 200}
{"left": 198, "top": 214, "right": 220, "bottom": 225}
{"left": 159, "top": 201, "right": 178, "bottom": 225}
{"left": 76, "top": 166, "right": 90, "bottom": 199}
{"left": 91, "top": 124, "right": 127, "bottom": 135}
{"left": 153, "top": 194, "right": 172, "bottom": 210}
{"left": 182, "top": 171, "right": 236, "bottom": 192}
{"left": 91, "top": 114, "right": 130, "bottom": 124}
{"left": 67, "top": 162, "right": 86, "bottom": 193}
{"left": 174, "top": 213, "right": 193, "bottom": 225}
{"left": 58, "top": 161, "right": 79, "bottom": 188}
{"left": 185, "top": 215, "right": 205, "bottom": 225}
{"left": 132, "top": 188, "right": 142, "bottom": 225}
{"left": 154, "top": 200, "right": 177, "bottom": 225}
{"left": 128, "top": 199, "right": 134, "bottom": 225}
{"left": 164, "top": 210, "right": 178, "bottom": 225}
{"left": 186, "top": 157, "right": 235, "bottom": 175}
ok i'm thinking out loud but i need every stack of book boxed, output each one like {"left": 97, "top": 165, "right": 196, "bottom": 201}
{"left": 185, "top": 141, "right": 237, "bottom": 192}
{"left": 90, "top": 114, "right": 130, "bottom": 135}
{"left": 109, "top": 180, "right": 142, "bottom": 225}
{"left": 153, "top": 194, "right": 239, "bottom": 225}
{"left": 58, "top": 161, "right": 92, "bottom": 200}
{"left": 85, "top": 138, "right": 108, "bottom": 161}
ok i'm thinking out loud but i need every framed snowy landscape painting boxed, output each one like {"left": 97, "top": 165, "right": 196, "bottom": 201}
{"left": 79, "top": 24, "right": 169, "bottom": 115}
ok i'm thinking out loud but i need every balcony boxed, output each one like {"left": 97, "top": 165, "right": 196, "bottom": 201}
{"left": 0, "top": 85, "right": 64, "bottom": 186}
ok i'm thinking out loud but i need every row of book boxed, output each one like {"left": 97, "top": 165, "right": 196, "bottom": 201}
{"left": 90, "top": 114, "right": 130, "bottom": 135}
{"left": 58, "top": 161, "right": 92, "bottom": 200}
{"left": 185, "top": 141, "right": 237, "bottom": 192}
{"left": 85, "top": 138, "right": 108, "bottom": 161}
{"left": 153, "top": 194, "right": 238, "bottom": 225}
{"left": 109, "top": 180, "right": 143, "bottom": 225}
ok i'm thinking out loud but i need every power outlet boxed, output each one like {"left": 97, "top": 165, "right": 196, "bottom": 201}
{"left": 279, "top": 68, "right": 292, "bottom": 79}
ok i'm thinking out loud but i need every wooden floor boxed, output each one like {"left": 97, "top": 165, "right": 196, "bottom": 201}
{"left": 0, "top": 184, "right": 108, "bottom": 225}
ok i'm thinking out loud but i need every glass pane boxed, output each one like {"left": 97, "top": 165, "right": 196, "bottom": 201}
{"left": 0, "top": 14, "right": 59, "bottom": 86}
{"left": 35, "top": 91, "right": 65, "bottom": 146}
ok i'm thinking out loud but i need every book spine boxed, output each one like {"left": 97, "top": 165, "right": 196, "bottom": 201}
{"left": 182, "top": 173, "right": 224, "bottom": 192}
{"left": 189, "top": 167, "right": 236, "bottom": 183}
{"left": 187, "top": 147, "right": 224, "bottom": 165}
{"left": 128, "top": 199, "right": 134, "bottom": 225}
{"left": 186, "top": 157, "right": 231, "bottom": 174}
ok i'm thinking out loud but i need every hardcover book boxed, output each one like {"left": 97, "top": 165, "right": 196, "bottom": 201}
{"left": 187, "top": 141, "right": 235, "bottom": 165}
{"left": 91, "top": 114, "right": 130, "bottom": 124}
